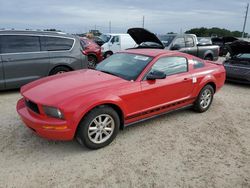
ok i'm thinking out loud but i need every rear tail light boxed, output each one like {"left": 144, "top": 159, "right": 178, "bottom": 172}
{"left": 81, "top": 50, "right": 87, "bottom": 55}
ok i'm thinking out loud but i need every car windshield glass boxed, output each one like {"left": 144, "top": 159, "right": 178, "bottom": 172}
{"left": 158, "top": 35, "right": 176, "bottom": 47}
{"left": 99, "top": 34, "right": 111, "bottom": 43}
{"left": 96, "top": 53, "right": 153, "bottom": 81}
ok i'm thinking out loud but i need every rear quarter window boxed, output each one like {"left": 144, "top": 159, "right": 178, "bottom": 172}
{"left": 193, "top": 59, "right": 205, "bottom": 69}
{"left": 0, "top": 35, "right": 40, "bottom": 54}
{"left": 41, "top": 36, "right": 74, "bottom": 51}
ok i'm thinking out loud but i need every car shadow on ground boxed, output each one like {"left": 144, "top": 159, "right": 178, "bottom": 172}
{"left": 13, "top": 108, "right": 194, "bottom": 154}
{"left": 225, "top": 81, "right": 250, "bottom": 88}
{"left": 0, "top": 89, "right": 20, "bottom": 95}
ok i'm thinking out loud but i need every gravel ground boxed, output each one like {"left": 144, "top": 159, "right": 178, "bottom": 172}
{"left": 0, "top": 82, "right": 250, "bottom": 188}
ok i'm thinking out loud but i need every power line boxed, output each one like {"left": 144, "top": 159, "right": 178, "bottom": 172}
{"left": 142, "top": 16, "right": 145, "bottom": 28}
{"left": 242, "top": 3, "right": 249, "bottom": 38}
{"left": 109, "top": 21, "right": 111, "bottom": 33}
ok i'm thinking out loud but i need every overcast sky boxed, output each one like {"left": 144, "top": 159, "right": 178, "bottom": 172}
{"left": 0, "top": 0, "right": 250, "bottom": 34}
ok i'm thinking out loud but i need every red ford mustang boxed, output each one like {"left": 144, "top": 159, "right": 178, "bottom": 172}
{"left": 17, "top": 49, "right": 225, "bottom": 149}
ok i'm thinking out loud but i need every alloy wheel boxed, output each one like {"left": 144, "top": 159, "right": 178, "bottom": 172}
{"left": 87, "top": 114, "right": 115, "bottom": 144}
{"left": 200, "top": 89, "right": 212, "bottom": 109}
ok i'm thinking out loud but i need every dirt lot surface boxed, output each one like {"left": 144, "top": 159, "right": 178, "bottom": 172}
{"left": 0, "top": 82, "right": 250, "bottom": 188}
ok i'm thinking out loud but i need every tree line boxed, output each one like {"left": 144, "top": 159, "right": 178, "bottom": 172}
{"left": 185, "top": 27, "right": 247, "bottom": 37}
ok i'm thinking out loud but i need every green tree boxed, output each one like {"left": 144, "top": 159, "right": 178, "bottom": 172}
{"left": 185, "top": 27, "right": 247, "bottom": 37}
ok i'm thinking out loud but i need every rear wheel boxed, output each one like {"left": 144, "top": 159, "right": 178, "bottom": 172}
{"left": 193, "top": 85, "right": 214, "bottom": 113}
{"left": 87, "top": 55, "right": 98, "bottom": 69}
{"left": 204, "top": 55, "right": 213, "bottom": 61}
{"left": 49, "top": 66, "right": 71, "bottom": 75}
{"left": 76, "top": 106, "right": 120, "bottom": 149}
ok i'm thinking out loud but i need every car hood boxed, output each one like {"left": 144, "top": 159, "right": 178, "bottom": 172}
{"left": 227, "top": 40, "right": 250, "bottom": 56}
{"left": 127, "top": 28, "right": 164, "bottom": 49}
{"left": 21, "top": 69, "right": 127, "bottom": 105}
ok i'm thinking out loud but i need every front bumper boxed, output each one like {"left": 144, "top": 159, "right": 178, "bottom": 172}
{"left": 16, "top": 98, "right": 75, "bottom": 141}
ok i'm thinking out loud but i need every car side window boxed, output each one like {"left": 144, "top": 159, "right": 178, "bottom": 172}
{"left": 185, "top": 36, "right": 195, "bottom": 47}
{"left": 193, "top": 59, "right": 205, "bottom": 69}
{"left": 150, "top": 57, "right": 188, "bottom": 76}
{"left": 41, "top": 36, "right": 74, "bottom": 51}
{"left": 111, "top": 36, "right": 119, "bottom": 43}
{"left": 237, "top": 53, "right": 250, "bottom": 59}
{"left": 172, "top": 37, "right": 185, "bottom": 48}
{"left": 0, "top": 35, "right": 40, "bottom": 54}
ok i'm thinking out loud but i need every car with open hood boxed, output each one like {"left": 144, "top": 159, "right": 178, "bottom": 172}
{"left": 127, "top": 28, "right": 220, "bottom": 61}
{"left": 224, "top": 40, "right": 250, "bottom": 83}
{"left": 17, "top": 49, "right": 225, "bottom": 149}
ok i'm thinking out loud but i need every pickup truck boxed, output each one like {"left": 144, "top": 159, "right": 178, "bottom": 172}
{"left": 127, "top": 28, "right": 220, "bottom": 61}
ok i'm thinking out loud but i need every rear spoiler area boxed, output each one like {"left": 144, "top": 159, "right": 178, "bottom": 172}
{"left": 206, "top": 60, "right": 224, "bottom": 65}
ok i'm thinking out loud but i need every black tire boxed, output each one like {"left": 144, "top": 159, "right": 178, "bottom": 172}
{"left": 104, "top": 51, "right": 113, "bottom": 58}
{"left": 49, "top": 66, "right": 71, "bottom": 75}
{"left": 76, "top": 106, "right": 120, "bottom": 149}
{"left": 193, "top": 85, "right": 214, "bottom": 113}
{"left": 204, "top": 55, "right": 213, "bottom": 61}
{"left": 87, "top": 55, "right": 98, "bottom": 69}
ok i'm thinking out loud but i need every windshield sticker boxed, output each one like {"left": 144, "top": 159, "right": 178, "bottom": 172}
{"left": 134, "top": 56, "right": 149, "bottom": 61}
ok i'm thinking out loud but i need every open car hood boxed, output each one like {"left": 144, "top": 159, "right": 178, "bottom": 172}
{"left": 127, "top": 28, "right": 164, "bottom": 49}
{"left": 227, "top": 40, "right": 250, "bottom": 56}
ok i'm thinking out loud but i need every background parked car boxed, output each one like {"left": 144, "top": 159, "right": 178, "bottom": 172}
{"left": 224, "top": 40, "right": 250, "bottom": 83}
{"left": 93, "top": 36, "right": 105, "bottom": 47}
{"left": 197, "top": 37, "right": 212, "bottom": 46}
{"left": 99, "top": 33, "right": 137, "bottom": 58}
{"left": 211, "top": 36, "right": 238, "bottom": 56}
{"left": 128, "top": 28, "right": 220, "bottom": 61}
{"left": 80, "top": 37, "right": 103, "bottom": 68}
{"left": 0, "top": 30, "right": 87, "bottom": 90}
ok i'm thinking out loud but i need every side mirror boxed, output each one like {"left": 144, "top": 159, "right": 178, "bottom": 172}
{"left": 146, "top": 70, "right": 166, "bottom": 80}
{"left": 171, "top": 44, "right": 181, "bottom": 50}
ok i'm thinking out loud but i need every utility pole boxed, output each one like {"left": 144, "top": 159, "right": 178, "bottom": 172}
{"left": 242, "top": 3, "right": 249, "bottom": 38}
{"left": 109, "top": 21, "right": 111, "bottom": 33}
{"left": 142, "top": 16, "right": 145, "bottom": 28}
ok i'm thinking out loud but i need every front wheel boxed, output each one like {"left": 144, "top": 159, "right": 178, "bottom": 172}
{"left": 193, "top": 85, "right": 214, "bottom": 113}
{"left": 76, "top": 106, "right": 120, "bottom": 149}
{"left": 104, "top": 51, "right": 113, "bottom": 58}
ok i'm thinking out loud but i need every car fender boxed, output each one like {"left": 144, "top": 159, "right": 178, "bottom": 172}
{"left": 70, "top": 95, "right": 126, "bottom": 131}
{"left": 203, "top": 50, "right": 214, "bottom": 59}
{"left": 101, "top": 43, "right": 109, "bottom": 53}
{"left": 193, "top": 74, "right": 217, "bottom": 97}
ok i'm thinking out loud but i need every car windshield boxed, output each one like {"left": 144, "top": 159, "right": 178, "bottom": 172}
{"left": 96, "top": 53, "right": 153, "bottom": 81}
{"left": 99, "top": 34, "right": 111, "bottom": 43}
{"left": 158, "top": 35, "right": 176, "bottom": 47}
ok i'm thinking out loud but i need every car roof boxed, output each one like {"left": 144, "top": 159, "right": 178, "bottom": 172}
{"left": 122, "top": 49, "right": 187, "bottom": 58}
{"left": 0, "top": 30, "right": 76, "bottom": 38}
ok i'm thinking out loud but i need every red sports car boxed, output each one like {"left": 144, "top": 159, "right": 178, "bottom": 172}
{"left": 17, "top": 49, "right": 225, "bottom": 149}
{"left": 80, "top": 37, "right": 103, "bottom": 68}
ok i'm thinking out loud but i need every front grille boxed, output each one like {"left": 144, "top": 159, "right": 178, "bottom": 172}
{"left": 25, "top": 99, "right": 40, "bottom": 114}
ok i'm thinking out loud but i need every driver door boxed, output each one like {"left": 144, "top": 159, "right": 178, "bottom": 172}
{"left": 109, "top": 36, "right": 121, "bottom": 53}
{"left": 140, "top": 56, "right": 194, "bottom": 110}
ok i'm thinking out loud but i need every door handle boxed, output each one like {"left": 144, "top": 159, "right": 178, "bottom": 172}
{"left": 184, "top": 78, "right": 190, "bottom": 81}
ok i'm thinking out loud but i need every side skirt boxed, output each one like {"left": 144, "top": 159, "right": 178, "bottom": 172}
{"left": 124, "top": 104, "right": 193, "bottom": 128}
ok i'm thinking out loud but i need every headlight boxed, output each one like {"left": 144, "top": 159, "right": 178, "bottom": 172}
{"left": 43, "top": 106, "right": 64, "bottom": 119}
